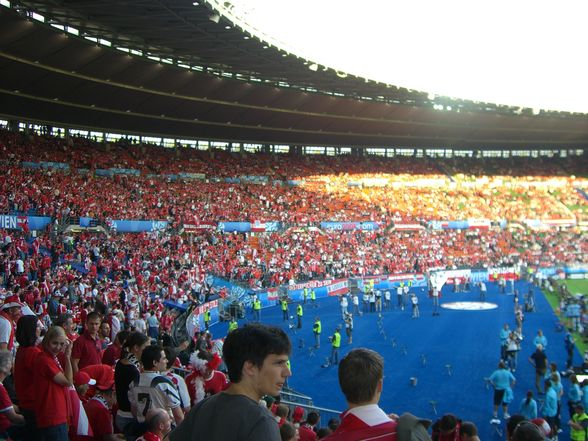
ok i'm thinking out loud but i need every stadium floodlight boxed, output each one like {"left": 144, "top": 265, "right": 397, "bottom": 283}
{"left": 203, "top": 0, "right": 588, "bottom": 113}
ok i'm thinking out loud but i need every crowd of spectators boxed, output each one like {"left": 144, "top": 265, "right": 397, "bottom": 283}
{"left": 1, "top": 129, "right": 587, "bottom": 225}
{"left": 0, "top": 128, "right": 586, "bottom": 294}
{"left": 0, "top": 127, "right": 586, "bottom": 439}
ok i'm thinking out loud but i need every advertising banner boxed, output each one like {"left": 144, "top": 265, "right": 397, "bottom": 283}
{"left": 240, "top": 175, "right": 269, "bottom": 184}
{"left": 178, "top": 172, "right": 205, "bottom": 180}
{"left": 108, "top": 220, "right": 168, "bottom": 233}
{"left": 218, "top": 222, "right": 251, "bottom": 233}
{"left": 487, "top": 267, "right": 520, "bottom": 281}
{"left": 320, "top": 221, "right": 379, "bottom": 231}
{"left": 394, "top": 224, "right": 425, "bottom": 231}
{"left": 183, "top": 223, "right": 217, "bottom": 232}
{"left": 186, "top": 299, "right": 220, "bottom": 337}
{"left": 286, "top": 278, "right": 349, "bottom": 302}
{"left": 0, "top": 215, "right": 50, "bottom": 231}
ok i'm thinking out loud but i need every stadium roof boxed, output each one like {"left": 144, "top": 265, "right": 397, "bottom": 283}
{"left": 1, "top": 1, "right": 587, "bottom": 149}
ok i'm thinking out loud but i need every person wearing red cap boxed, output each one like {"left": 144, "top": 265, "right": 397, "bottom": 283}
{"left": 80, "top": 377, "right": 118, "bottom": 441}
{"left": 80, "top": 364, "right": 116, "bottom": 400}
{"left": 73, "top": 371, "right": 97, "bottom": 403}
{"left": 0, "top": 294, "right": 24, "bottom": 351}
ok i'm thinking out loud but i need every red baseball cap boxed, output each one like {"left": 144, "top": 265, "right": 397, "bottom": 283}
{"left": 73, "top": 371, "right": 96, "bottom": 387}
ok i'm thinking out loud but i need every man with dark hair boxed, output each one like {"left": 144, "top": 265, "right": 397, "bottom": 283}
{"left": 170, "top": 323, "right": 291, "bottom": 441}
{"left": 324, "top": 348, "right": 397, "bottom": 440}
{"left": 528, "top": 344, "right": 548, "bottom": 394}
{"left": 71, "top": 310, "right": 103, "bottom": 373}
{"left": 299, "top": 411, "right": 320, "bottom": 441}
{"left": 129, "top": 345, "right": 184, "bottom": 426}
{"left": 431, "top": 414, "right": 461, "bottom": 441}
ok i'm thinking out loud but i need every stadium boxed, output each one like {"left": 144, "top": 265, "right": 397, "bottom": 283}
{"left": 0, "top": 1, "right": 587, "bottom": 440}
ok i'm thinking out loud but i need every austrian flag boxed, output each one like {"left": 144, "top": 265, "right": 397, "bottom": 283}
{"left": 250, "top": 221, "right": 266, "bottom": 232}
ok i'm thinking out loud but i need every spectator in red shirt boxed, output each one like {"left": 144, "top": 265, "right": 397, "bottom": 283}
{"left": 34, "top": 326, "right": 73, "bottom": 441}
{"left": 14, "top": 314, "right": 43, "bottom": 441}
{"left": 0, "top": 295, "right": 24, "bottom": 351}
{"left": 72, "top": 311, "right": 103, "bottom": 373}
{"left": 185, "top": 351, "right": 229, "bottom": 405}
{"left": 299, "top": 411, "right": 320, "bottom": 441}
{"left": 73, "top": 371, "right": 97, "bottom": 403}
{"left": 78, "top": 377, "right": 118, "bottom": 441}
{"left": 0, "top": 350, "right": 25, "bottom": 438}
{"left": 80, "top": 364, "right": 115, "bottom": 402}
{"left": 102, "top": 330, "right": 129, "bottom": 367}
{"left": 54, "top": 313, "right": 79, "bottom": 342}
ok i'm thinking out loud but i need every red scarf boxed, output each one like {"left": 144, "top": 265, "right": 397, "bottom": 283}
{"left": 136, "top": 432, "right": 161, "bottom": 441}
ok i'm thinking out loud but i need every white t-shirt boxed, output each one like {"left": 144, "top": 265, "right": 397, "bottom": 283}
{"left": 129, "top": 371, "right": 181, "bottom": 422}
{"left": 0, "top": 316, "right": 12, "bottom": 347}
{"left": 134, "top": 318, "right": 146, "bottom": 334}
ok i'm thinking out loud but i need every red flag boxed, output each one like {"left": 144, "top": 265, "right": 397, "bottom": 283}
{"left": 67, "top": 386, "right": 93, "bottom": 436}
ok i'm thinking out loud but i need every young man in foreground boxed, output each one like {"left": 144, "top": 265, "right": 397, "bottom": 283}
{"left": 170, "top": 323, "right": 291, "bottom": 441}
{"left": 325, "top": 348, "right": 397, "bottom": 441}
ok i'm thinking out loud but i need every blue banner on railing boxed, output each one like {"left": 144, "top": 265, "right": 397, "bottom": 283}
{"left": 22, "top": 161, "right": 69, "bottom": 170}
{"left": 107, "top": 220, "right": 168, "bottom": 233}
{"left": 218, "top": 222, "right": 251, "bottom": 232}
{"left": 265, "top": 222, "right": 281, "bottom": 232}
{"left": 565, "top": 266, "right": 588, "bottom": 274}
{"left": 0, "top": 215, "right": 51, "bottom": 231}
{"left": 240, "top": 175, "right": 269, "bottom": 184}
{"left": 110, "top": 168, "right": 140, "bottom": 176}
{"left": 320, "top": 221, "right": 379, "bottom": 231}
{"left": 286, "top": 180, "right": 303, "bottom": 186}
{"left": 39, "top": 161, "right": 69, "bottom": 170}
{"left": 178, "top": 173, "right": 205, "bottom": 180}
{"left": 80, "top": 217, "right": 93, "bottom": 228}
{"left": 224, "top": 178, "right": 241, "bottom": 184}
{"left": 95, "top": 169, "right": 114, "bottom": 177}
{"left": 429, "top": 220, "right": 469, "bottom": 230}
